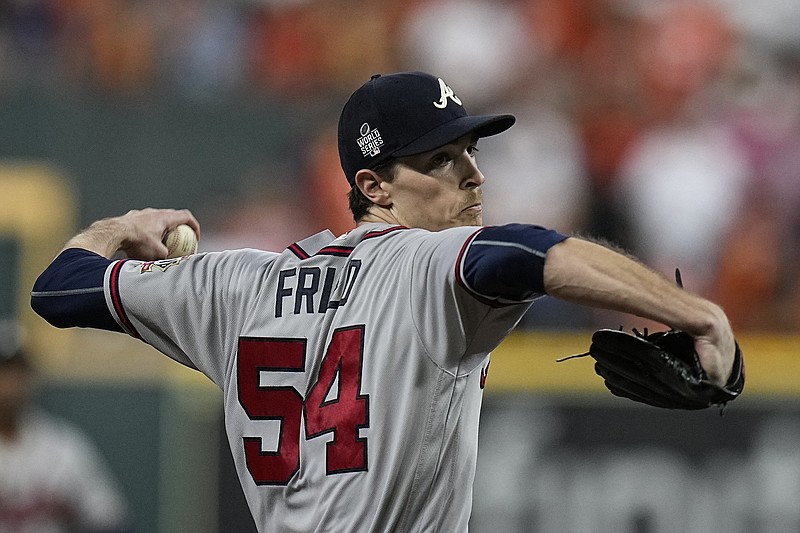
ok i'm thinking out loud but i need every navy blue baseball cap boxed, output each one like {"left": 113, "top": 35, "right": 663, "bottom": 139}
{"left": 338, "top": 72, "right": 516, "bottom": 185}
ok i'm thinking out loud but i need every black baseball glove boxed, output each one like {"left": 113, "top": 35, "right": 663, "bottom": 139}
{"left": 576, "top": 327, "right": 745, "bottom": 410}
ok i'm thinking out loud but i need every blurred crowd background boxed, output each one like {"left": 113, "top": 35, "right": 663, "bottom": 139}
{"left": 2, "top": 2, "right": 800, "bottom": 531}
{"left": 1, "top": 0, "right": 799, "bottom": 334}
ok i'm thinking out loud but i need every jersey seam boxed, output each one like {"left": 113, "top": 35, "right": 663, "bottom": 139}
{"left": 225, "top": 253, "right": 278, "bottom": 386}
{"left": 408, "top": 239, "right": 458, "bottom": 379}
{"left": 408, "top": 229, "right": 495, "bottom": 378}
{"left": 397, "top": 369, "right": 447, "bottom": 533}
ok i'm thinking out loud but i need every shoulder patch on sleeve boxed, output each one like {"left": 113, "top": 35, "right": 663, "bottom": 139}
{"left": 139, "top": 255, "right": 195, "bottom": 274}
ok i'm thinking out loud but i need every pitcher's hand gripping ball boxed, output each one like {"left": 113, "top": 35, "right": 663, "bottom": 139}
{"left": 163, "top": 224, "right": 198, "bottom": 258}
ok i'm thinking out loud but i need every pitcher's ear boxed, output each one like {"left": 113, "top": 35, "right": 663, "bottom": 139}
{"left": 355, "top": 169, "right": 391, "bottom": 207}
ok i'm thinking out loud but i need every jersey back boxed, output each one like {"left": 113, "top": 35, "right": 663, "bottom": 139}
{"left": 105, "top": 223, "right": 532, "bottom": 532}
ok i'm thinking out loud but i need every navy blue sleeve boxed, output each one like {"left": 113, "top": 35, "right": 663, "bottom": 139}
{"left": 31, "top": 248, "right": 123, "bottom": 331}
{"left": 460, "top": 224, "right": 568, "bottom": 303}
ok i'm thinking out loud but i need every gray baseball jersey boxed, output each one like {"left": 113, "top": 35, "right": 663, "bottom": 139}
{"left": 100, "top": 222, "right": 560, "bottom": 532}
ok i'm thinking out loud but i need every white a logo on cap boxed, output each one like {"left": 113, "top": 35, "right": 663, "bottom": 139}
{"left": 357, "top": 122, "right": 383, "bottom": 157}
{"left": 433, "top": 78, "right": 462, "bottom": 109}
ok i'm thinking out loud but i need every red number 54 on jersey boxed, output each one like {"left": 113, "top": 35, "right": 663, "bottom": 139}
{"left": 237, "top": 326, "right": 370, "bottom": 485}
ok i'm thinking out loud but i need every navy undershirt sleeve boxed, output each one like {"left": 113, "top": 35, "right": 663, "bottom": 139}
{"left": 31, "top": 248, "right": 122, "bottom": 331}
{"left": 461, "top": 224, "right": 568, "bottom": 302}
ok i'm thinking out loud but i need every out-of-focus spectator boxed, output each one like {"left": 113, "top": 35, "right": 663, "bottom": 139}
{"left": 0, "top": 322, "right": 130, "bottom": 533}
{"left": 709, "top": 42, "right": 800, "bottom": 331}
{"left": 0, "top": 0, "right": 56, "bottom": 85}
{"left": 396, "top": 0, "right": 597, "bottom": 330}
{"left": 479, "top": 104, "right": 588, "bottom": 233}
{"left": 157, "top": 0, "right": 245, "bottom": 100}
{"left": 615, "top": 122, "right": 749, "bottom": 290}
{"left": 398, "top": 0, "right": 590, "bottom": 233}
{"left": 245, "top": 0, "right": 398, "bottom": 100}
{"left": 566, "top": 1, "right": 644, "bottom": 249}
{"left": 0, "top": 0, "right": 797, "bottom": 333}
{"left": 54, "top": 0, "right": 157, "bottom": 93}
{"left": 633, "top": 2, "right": 734, "bottom": 124}
{"left": 519, "top": 0, "right": 596, "bottom": 66}
{"left": 720, "top": 0, "right": 800, "bottom": 52}
{"left": 301, "top": 121, "right": 356, "bottom": 237}
{"left": 707, "top": 195, "right": 784, "bottom": 331}
{"left": 400, "top": 0, "right": 530, "bottom": 111}
{"left": 475, "top": 0, "right": 591, "bottom": 234}
{"left": 612, "top": 2, "right": 749, "bottom": 292}
{"left": 202, "top": 163, "right": 315, "bottom": 253}
{"left": 244, "top": 2, "right": 326, "bottom": 97}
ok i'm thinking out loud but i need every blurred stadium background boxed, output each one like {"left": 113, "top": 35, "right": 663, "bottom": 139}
{"left": 1, "top": 0, "right": 799, "bottom": 531}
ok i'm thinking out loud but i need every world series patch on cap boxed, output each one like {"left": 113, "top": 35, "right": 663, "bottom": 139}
{"left": 337, "top": 71, "right": 515, "bottom": 185}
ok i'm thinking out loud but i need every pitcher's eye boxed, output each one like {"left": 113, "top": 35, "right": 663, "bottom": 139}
{"left": 430, "top": 153, "right": 450, "bottom": 168}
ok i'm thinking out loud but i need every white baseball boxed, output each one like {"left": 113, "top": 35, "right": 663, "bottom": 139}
{"left": 163, "top": 224, "right": 198, "bottom": 258}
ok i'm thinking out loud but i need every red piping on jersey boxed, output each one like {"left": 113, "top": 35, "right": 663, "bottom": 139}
{"left": 319, "top": 226, "right": 407, "bottom": 256}
{"left": 361, "top": 225, "right": 407, "bottom": 241}
{"left": 109, "top": 260, "right": 141, "bottom": 339}
{"left": 288, "top": 243, "right": 310, "bottom": 260}
{"left": 454, "top": 227, "right": 508, "bottom": 308}
{"left": 317, "top": 246, "right": 355, "bottom": 257}
{"left": 288, "top": 226, "right": 407, "bottom": 260}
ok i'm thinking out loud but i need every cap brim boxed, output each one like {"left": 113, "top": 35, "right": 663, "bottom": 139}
{"left": 392, "top": 114, "right": 516, "bottom": 158}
